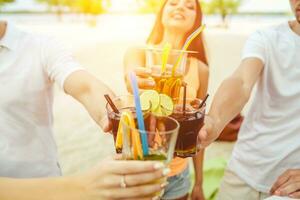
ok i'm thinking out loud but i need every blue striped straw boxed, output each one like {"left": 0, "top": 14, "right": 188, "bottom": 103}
{"left": 129, "top": 72, "right": 149, "bottom": 156}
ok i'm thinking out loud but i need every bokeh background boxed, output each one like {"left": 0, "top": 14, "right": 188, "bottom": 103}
{"left": 0, "top": 0, "right": 293, "bottom": 175}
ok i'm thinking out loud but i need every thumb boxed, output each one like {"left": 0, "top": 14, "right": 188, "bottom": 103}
{"left": 103, "top": 121, "right": 112, "bottom": 133}
{"left": 101, "top": 117, "right": 112, "bottom": 133}
{"left": 198, "top": 126, "right": 209, "bottom": 149}
{"left": 199, "top": 117, "right": 215, "bottom": 148}
{"left": 199, "top": 125, "right": 208, "bottom": 141}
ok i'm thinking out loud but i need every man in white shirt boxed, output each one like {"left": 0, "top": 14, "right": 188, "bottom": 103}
{"left": 0, "top": 21, "right": 113, "bottom": 177}
{"left": 0, "top": 21, "right": 170, "bottom": 199}
{"left": 198, "top": 0, "right": 300, "bottom": 199}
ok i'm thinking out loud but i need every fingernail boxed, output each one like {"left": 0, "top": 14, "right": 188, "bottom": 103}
{"left": 152, "top": 196, "right": 160, "bottom": 200}
{"left": 275, "top": 190, "right": 280, "bottom": 195}
{"left": 162, "top": 168, "right": 171, "bottom": 176}
{"left": 160, "top": 182, "right": 169, "bottom": 188}
{"left": 154, "top": 163, "right": 164, "bottom": 170}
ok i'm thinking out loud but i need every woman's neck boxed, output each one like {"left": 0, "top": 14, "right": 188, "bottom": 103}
{"left": 0, "top": 21, "right": 7, "bottom": 40}
{"left": 160, "top": 29, "right": 186, "bottom": 49}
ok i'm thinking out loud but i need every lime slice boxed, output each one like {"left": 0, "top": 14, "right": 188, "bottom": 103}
{"left": 159, "top": 94, "right": 174, "bottom": 116}
{"left": 152, "top": 105, "right": 163, "bottom": 116}
{"left": 140, "top": 90, "right": 160, "bottom": 112}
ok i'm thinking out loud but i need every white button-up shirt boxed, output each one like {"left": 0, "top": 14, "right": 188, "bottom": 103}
{"left": 0, "top": 22, "right": 83, "bottom": 178}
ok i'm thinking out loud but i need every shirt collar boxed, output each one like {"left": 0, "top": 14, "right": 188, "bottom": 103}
{"left": 0, "top": 22, "right": 21, "bottom": 51}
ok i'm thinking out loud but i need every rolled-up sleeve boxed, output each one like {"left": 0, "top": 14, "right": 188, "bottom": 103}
{"left": 242, "top": 30, "right": 267, "bottom": 65}
{"left": 41, "top": 37, "right": 84, "bottom": 91}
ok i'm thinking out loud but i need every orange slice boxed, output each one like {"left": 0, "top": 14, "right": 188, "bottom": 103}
{"left": 170, "top": 78, "right": 182, "bottom": 99}
{"left": 162, "top": 78, "right": 174, "bottom": 96}
{"left": 118, "top": 111, "right": 143, "bottom": 160}
{"left": 125, "top": 111, "right": 143, "bottom": 160}
{"left": 116, "top": 113, "right": 130, "bottom": 151}
{"left": 156, "top": 79, "right": 167, "bottom": 93}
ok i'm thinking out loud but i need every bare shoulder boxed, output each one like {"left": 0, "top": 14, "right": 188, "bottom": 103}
{"left": 188, "top": 57, "right": 209, "bottom": 74}
{"left": 125, "top": 46, "right": 145, "bottom": 59}
{"left": 124, "top": 46, "right": 146, "bottom": 69}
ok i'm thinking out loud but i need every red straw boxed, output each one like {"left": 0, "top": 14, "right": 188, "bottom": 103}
{"left": 104, "top": 94, "right": 120, "bottom": 114}
{"left": 199, "top": 94, "right": 209, "bottom": 109}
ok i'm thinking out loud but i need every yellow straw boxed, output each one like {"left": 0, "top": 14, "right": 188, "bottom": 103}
{"left": 172, "top": 24, "right": 206, "bottom": 76}
{"left": 161, "top": 43, "right": 171, "bottom": 74}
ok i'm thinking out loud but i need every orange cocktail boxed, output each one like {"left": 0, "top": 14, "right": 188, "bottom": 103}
{"left": 145, "top": 48, "right": 191, "bottom": 100}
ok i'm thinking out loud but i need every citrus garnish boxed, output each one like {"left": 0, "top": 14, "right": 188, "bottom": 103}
{"left": 153, "top": 105, "right": 163, "bottom": 116}
{"left": 116, "top": 112, "right": 130, "bottom": 151}
{"left": 140, "top": 90, "right": 160, "bottom": 112}
{"left": 170, "top": 78, "right": 182, "bottom": 99}
{"left": 156, "top": 78, "right": 166, "bottom": 93}
{"left": 159, "top": 94, "right": 174, "bottom": 116}
{"left": 117, "top": 111, "right": 143, "bottom": 160}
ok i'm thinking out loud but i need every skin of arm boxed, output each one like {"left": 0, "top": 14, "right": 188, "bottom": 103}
{"left": 270, "top": 169, "right": 300, "bottom": 198}
{"left": 63, "top": 70, "right": 116, "bottom": 129}
{"left": 0, "top": 160, "right": 169, "bottom": 200}
{"left": 0, "top": 176, "right": 83, "bottom": 200}
{"left": 124, "top": 47, "right": 156, "bottom": 92}
{"left": 124, "top": 47, "right": 145, "bottom": 74}
{"left": 199, "top": 58, "right": 264, "bottom": 148}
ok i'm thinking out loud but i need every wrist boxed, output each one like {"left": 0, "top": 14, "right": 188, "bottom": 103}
{"left": 206, "top": 113, "right": 223, "bottom": 135}
{"left": 60, "top": 176, "right": 86, "bottom": 200}
{"left": 194, "top": 180, "right": 203, "bottom": 187}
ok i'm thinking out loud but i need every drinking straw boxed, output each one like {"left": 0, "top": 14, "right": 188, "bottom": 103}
{"left": 182, "top": 82, "right": 187, "bottom": 114}
{"left": 172, "top": 24, "right": 206, "bottom": 76}
{"left": 104, "top": 94, "right": 119, "bottom": 114}
{"left": 129, "top": 72, "right": 149, "bottom": 156}
{"left": 161, "top": 43, "right": 171, "bottom": 74}
{"left": 199, "top": 94, "right": 209, "bottom": 109}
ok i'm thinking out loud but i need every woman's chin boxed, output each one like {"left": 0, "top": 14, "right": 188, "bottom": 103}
{"left": 165, "top": 23, "right": 190, "bottom": 33}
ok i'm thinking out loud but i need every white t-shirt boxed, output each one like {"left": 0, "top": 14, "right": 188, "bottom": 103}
{"left": 0, "top": 23, "right": 83, "bottom": 177}
{"left": 265, "top": 196, "right": 293, "bottom": 200}
{"left": 228, "top": 22, "right": 300, "bottom": 193}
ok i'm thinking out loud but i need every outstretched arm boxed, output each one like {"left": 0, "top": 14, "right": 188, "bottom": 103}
{"left": 0, "top": 160, "right": 169, "bottom": 200}
{"left": 64, "top": 70, "right": 116, "bottom": 130}
{"left": 199, "top": 58, "right": 264, "bottom": 147}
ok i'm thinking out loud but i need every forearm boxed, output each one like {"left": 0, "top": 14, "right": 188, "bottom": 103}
{"left": 80, "top": 78, "right": 116, "bottom": 127}
{"left": 0, "top": 176, "right": 83, "bottom": 200}
{"left": 208, "top": 76, "right": 250, "bottom": 135}
{"left": 192, "top": 150, "right": 204, "bottom": 185}
{"left": 65, "top": 71, "right": 116, "bottom": 128}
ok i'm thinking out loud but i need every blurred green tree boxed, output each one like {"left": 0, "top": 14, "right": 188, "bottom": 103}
{"left": 37, "top": 0, "right": 70, "bottom": 20}
{"left": 74, "top": 0, "right": 105, "bottom": 15}
{"left": 73, "top": 0, "right": 110, "bottom": 26}
{"left": 0, "top": 0, "right": 15, "bottom": 12}
{"left": 136, "top": 0, "right": 163, "bottom": 13}
{"left": 201, "top": 0, "right": 241, "bottom": 25}
{"left": 37, "top": 0, "right": 110, "bottom": 22}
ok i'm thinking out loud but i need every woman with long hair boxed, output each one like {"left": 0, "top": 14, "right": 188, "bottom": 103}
{"left": 124, "top": 0, "right": 209, "bottom": 199}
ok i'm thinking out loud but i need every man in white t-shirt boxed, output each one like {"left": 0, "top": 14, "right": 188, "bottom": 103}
{"left": 198, "top": 0, "right": 300, "bottom": 199}
{"left": 0, "top": 21, "right": 171, "bottom": 200}
{"left": 0, "top": 21, "right": 115, "bottom": 177}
